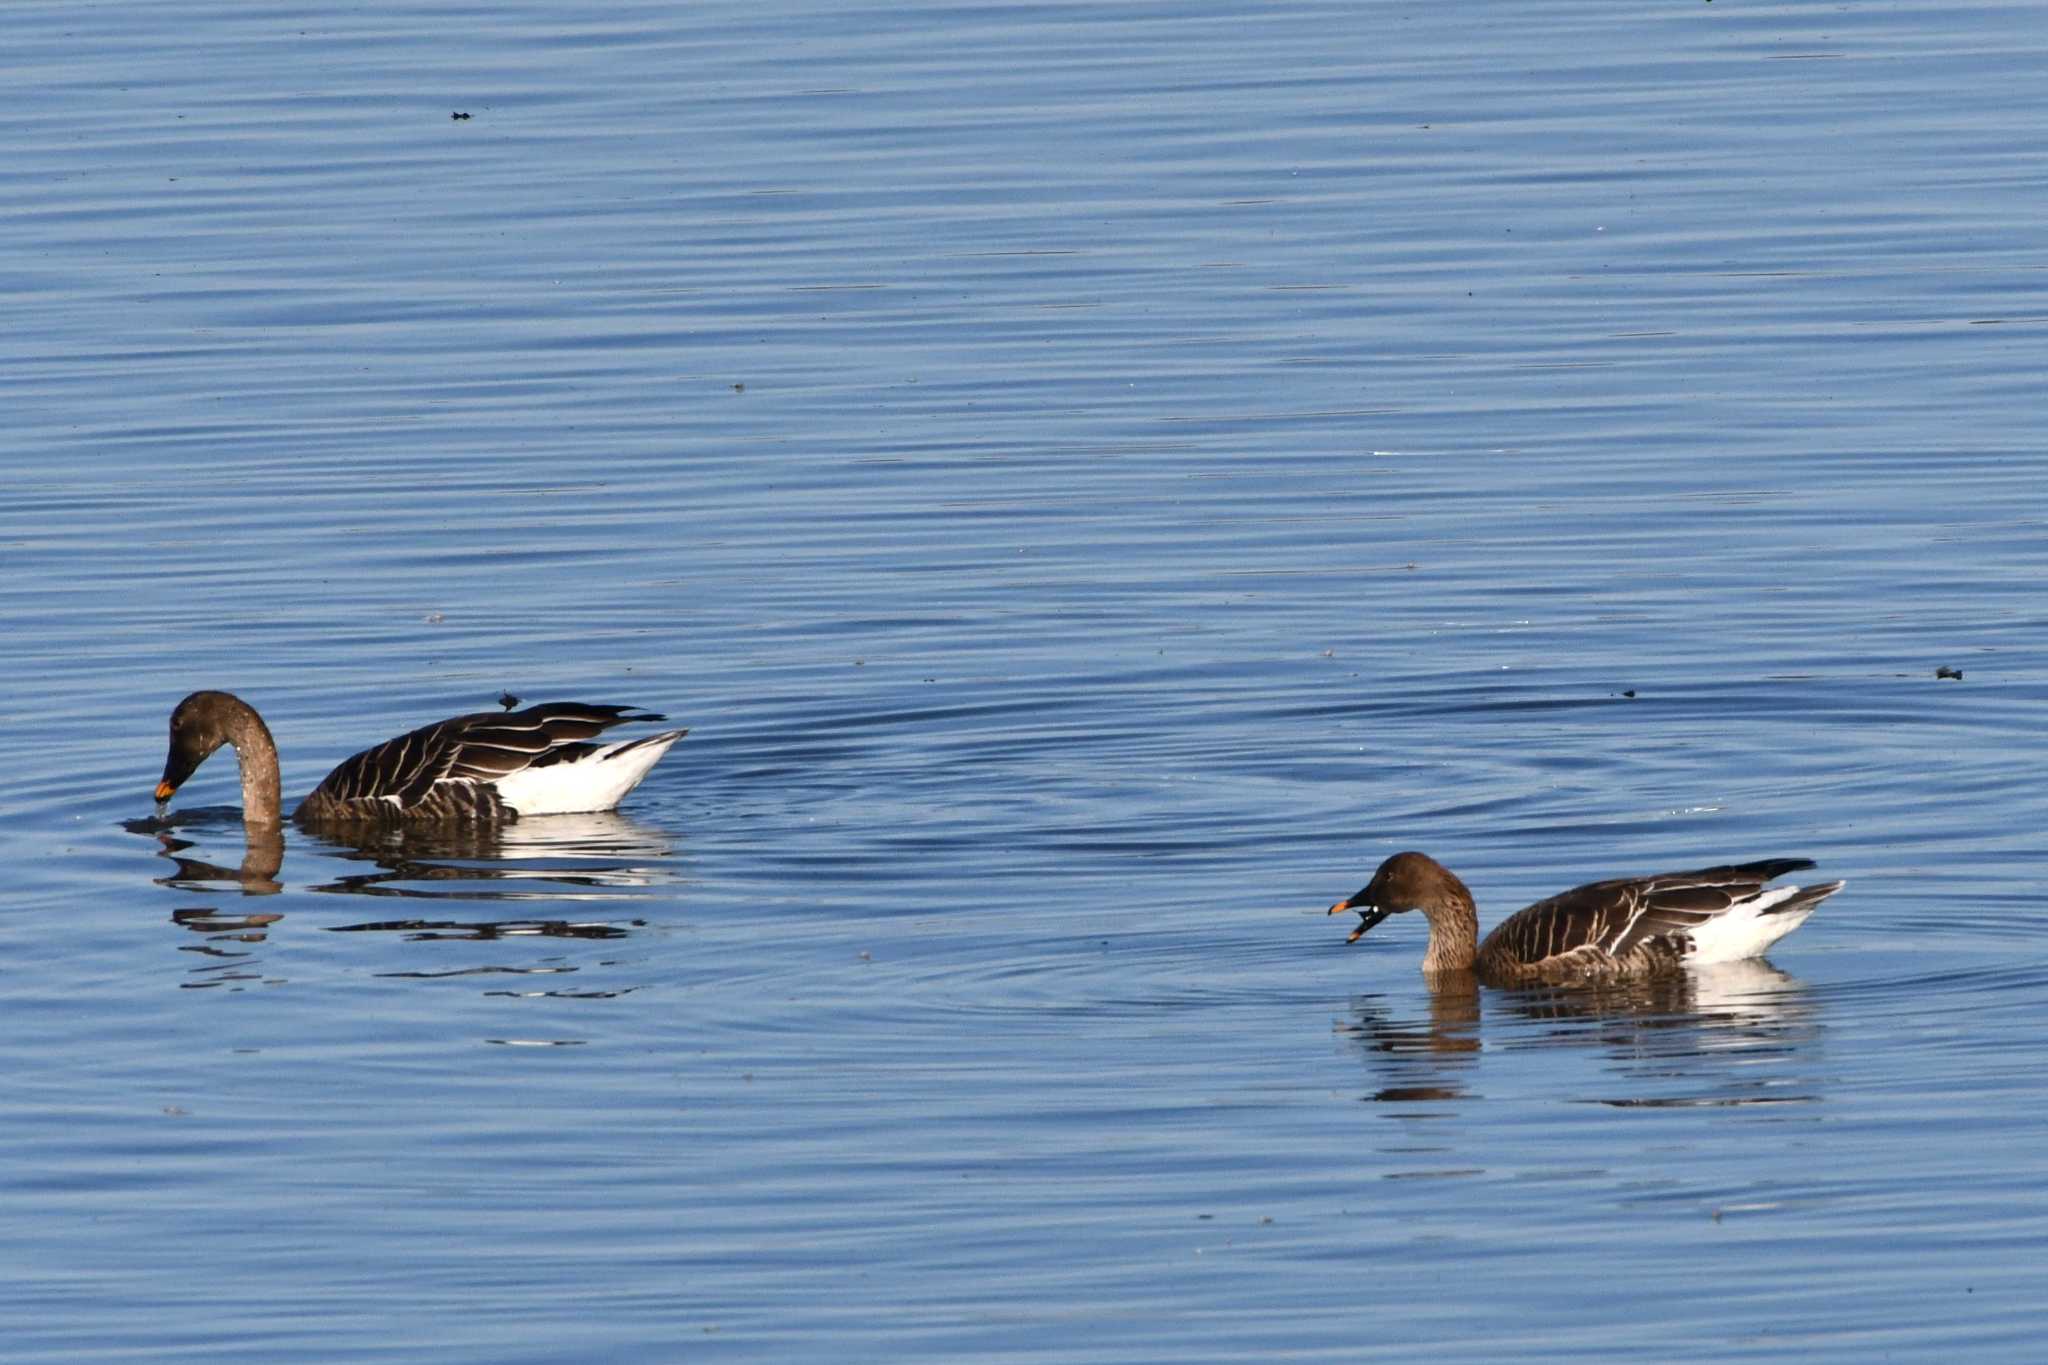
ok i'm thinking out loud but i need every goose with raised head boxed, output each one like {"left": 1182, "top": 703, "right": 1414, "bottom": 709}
{"left": 1328, "top": 851, "right": 1842, "bottom": 986}
{"left": 155, "top": 690, "right": 685, "bottom": 827}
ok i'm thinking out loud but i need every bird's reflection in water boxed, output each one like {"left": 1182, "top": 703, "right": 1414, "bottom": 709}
{"left": 1339, "top": 972, "right": 1484, "bottom": 1105}
{"left": 302, "top": 811, "right": 678, "bottom": 902}
{"left": 1513, "top": 960, "right": 1822, "bottom": 1110}
{"left": 1341, "top": 960, "right": 1820, "bottom": 1110}
{"left": 301, "top": 814, "right": 676, "bottom": 1015}
{"left": 168, "top": 904, "right": 287, "bottom": 989}
{"left": 305, "top": 813, "right": 678, "bottom": 955}
{"left": 136, "top": 814, "right": 286, "bottom": 897}
{"left": 130, "top": 810, "right": 680, "bottom": 997}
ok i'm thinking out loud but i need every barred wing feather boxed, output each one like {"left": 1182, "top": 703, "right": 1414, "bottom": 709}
{"left": 1487, "top": 858, "right": 1819, "bottom": 966}
{"left": 302, "top": 703, "right": 678, "bottom": 822}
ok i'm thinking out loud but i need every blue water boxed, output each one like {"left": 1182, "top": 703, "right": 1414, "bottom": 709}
{"left": 6, "top": 0, "right": 2048, "bottom": 1358}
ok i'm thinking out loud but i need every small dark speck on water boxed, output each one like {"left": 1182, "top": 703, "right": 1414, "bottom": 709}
{"left": 499, "top": 691, "right": 521, "bottom": 709}
{"left": 1620, "top": 689, "right": 1636, "bottom": 698}
{"left": 451, "top": 111, "right": 471, "bottom": 120}
{"left": 1936, "top": 666, "right": 1963, "bottom": 680}
{"left": 732, "top": 382, "right": 745, "bottom": 392}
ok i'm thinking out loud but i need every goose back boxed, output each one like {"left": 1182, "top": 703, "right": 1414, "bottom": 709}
{"left": 1478, "top": 858, "right": 1833, "bottom": 983}
{"left": 296, "top": 702, "right": 674, "bottom": 824}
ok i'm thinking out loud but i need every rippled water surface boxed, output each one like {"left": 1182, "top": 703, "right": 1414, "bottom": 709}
{"left": 7, "top": 1, "right": 2048, "bottom": 1358}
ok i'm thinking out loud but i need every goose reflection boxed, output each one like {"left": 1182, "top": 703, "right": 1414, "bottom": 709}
{"left": 1341, "top": 960, "right": 1820, "bottom": 1109}
{"left": 167, "top": 905, "right": 286, "bottom": 988}
{"left": 1339, "top": 975, "right": 1483, "bottom": 1105}
{"left": 1511, "top": 960, "right": 1823, "bottom": 1110}
{"left": 131, "top": 811, "right": 286, "bottom": 895}
{"left": 297, "top": 810, "right": 680, "bottom": 902}
{"left": 304, "top": 810, "right": 680, "bottom": 948}
{"left": 131, "top": 808, "right": 681, "bottom": 961}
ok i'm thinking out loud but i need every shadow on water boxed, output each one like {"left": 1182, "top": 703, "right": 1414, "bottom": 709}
{"left": 1340, "top": 959, "right": 1821, "bottom": 1110}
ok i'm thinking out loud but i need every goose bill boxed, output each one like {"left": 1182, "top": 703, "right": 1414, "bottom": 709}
{"left": 157, "top": 741, "right": 205, "bottom": 804}
{"left": 1332, "top": 902, "right": 1393, "bottom": 943}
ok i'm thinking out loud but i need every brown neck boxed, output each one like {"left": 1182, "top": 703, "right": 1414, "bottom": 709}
{"left": 1419, "top": 892, "right": 1480, "bottom": 973}
{"left": 219, "top": 696, "right": 284, "bottom": 827}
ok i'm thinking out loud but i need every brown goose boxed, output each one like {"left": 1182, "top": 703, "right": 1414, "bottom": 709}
{"left": 1328, "top": 851, "right": 1842, "bottom": 986}
{"left": 155, "top": 690, "right": 684, "bottom": 827}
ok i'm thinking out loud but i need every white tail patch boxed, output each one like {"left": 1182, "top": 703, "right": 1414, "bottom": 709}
{"left": 1684, "top": 881, "right": 1841, "bottom": 964}
{"left": 488, "top": 730, "right": 684, "bottom": 816}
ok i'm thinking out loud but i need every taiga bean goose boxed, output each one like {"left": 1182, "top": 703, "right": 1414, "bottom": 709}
{"left": 155, "top": 690, "right": 684, "bottom": 827}
{"left": 1328, "top": 851, "right": 1842, "bottom": 986}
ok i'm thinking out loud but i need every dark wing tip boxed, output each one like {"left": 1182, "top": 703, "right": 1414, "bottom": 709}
{"left": 518, "top": 702, "right": 665, "bottom": 724}
{"left": 1739, "top": 857, "right": 1818, "bottom": 881}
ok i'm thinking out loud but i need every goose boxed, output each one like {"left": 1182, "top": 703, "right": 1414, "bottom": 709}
{"left": 155, "top": 690, "right": 684, "bottom": 827}
{"left": 1328, "top": 851, "right": 1842, "bottom": 986}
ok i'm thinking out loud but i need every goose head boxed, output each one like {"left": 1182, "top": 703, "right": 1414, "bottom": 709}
{"left": 1328, "top": 851, "right": 1469, "bottom": 943}
{"left": 156, "top": 690, "right": 241, "bottom": 804}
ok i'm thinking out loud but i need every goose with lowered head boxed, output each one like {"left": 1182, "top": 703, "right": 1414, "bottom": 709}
{"left": 155, "top": 690, "right": 684, "bottom": 827}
